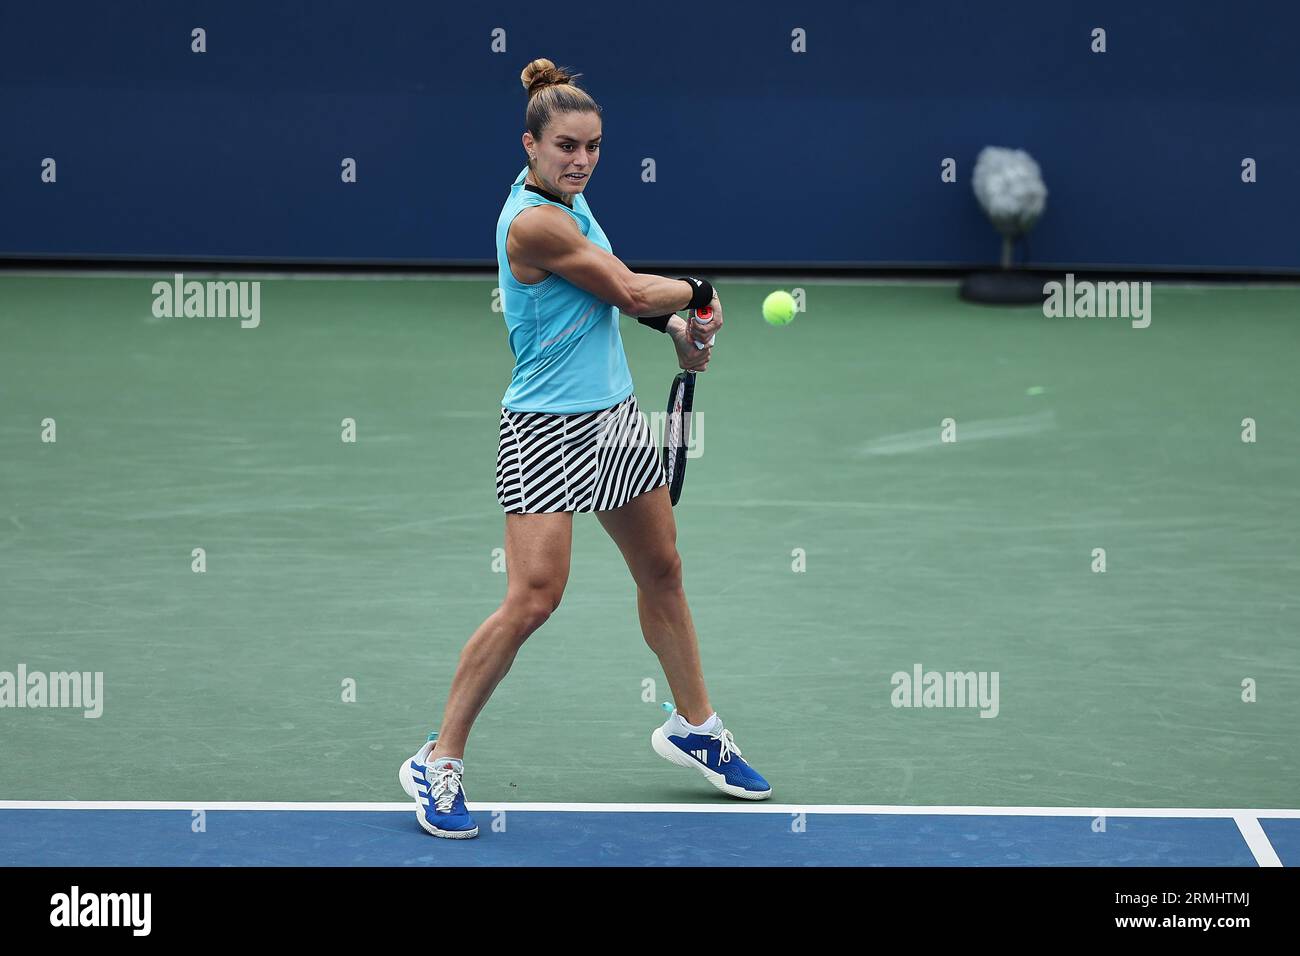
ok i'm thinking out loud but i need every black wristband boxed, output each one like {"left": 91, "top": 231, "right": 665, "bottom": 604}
{"left": 637, "top": 314, "right": 673, "bottom": 333}
{"left": 676, "top": 276, "right": 714, "bottom": 311}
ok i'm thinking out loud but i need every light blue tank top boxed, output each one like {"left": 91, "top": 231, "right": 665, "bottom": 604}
{"left": 495, "top": 165, "right": 635, "bottom": 413}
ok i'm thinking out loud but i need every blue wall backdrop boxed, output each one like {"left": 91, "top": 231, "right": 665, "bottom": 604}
{"left": 1, "top": 1, "right": 1296, "bottom": 270}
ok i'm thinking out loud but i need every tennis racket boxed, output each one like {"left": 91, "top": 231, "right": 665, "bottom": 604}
{"left": 662, "top": 306, "right": 714, "bottom": 506}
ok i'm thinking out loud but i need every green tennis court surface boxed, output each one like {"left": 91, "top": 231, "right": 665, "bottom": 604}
{"left": 2, "top": 274, "right": 1297, "bottom": 817}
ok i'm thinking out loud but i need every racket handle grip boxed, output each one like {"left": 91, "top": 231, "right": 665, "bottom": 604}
{"left": 690, "top": 306, "right": 716, "bottom": 350}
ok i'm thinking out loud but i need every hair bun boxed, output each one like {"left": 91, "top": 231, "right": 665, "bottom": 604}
{"left": 520, "top": 58, "right": 581, "bottom": 96}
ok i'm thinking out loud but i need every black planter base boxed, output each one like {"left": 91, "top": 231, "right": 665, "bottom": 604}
{"left": 959, "top": 271, "right": 1047, "bottom": 305}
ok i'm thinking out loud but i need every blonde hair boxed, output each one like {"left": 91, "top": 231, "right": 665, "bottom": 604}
{"left": 521, "top": 58, "right": 601, "bottom": 149}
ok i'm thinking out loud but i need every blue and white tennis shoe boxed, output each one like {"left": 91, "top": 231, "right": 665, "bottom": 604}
{"left": 651, "top": 711, "right": 772, "bottom": 800}
{"left": 398, "top": 733, "right": 479, "bottom": 839}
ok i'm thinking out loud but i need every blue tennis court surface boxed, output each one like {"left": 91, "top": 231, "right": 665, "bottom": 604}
{"left": 1259, "top": 820, "right": 1300, "bottom": 867}
{"left": 1, "top": 806, "right": 1289, "bottom": 866}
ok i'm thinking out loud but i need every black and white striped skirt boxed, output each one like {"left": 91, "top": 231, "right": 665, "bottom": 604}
{"left": 496, "top": 393, "right": 666, "bottom": 513}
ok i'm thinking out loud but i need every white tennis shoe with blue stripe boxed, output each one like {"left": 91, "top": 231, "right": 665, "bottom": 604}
{"left": 651, "top": 711, "right": 772, "bottom": 800}
{"left": 397, "top": 733, "right": 479, "bottom": 839}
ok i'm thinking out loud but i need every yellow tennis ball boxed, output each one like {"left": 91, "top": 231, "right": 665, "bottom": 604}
{"left": 762, "top": 290, "right": 796, "bottom": 326}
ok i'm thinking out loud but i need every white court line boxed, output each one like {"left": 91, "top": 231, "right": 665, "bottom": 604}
{"left": 2, "top": 801, "right": 1298, "bottom": 818}
{"left": 1233, "top": 815, "right": 1284, "bottom": 867}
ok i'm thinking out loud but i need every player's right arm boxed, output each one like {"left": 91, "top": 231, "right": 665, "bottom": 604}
{"left": 508, "top": 205, "right": 703, "bottom": 318}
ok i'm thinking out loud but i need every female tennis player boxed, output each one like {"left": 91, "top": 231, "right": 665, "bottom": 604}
{"left": 398, "top": 59, "right": 771, "bottom": 838}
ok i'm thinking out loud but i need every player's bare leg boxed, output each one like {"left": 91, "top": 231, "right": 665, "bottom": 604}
{"left": 596, "top": 484, "right": 713, "bottom": 724}
{"left": 429, "top": 511, "right": 573, "bottom": 761}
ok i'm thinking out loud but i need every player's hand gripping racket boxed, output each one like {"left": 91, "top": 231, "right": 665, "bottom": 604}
{"left": 662, "top": 306, "right": 714, "bottom": 506}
